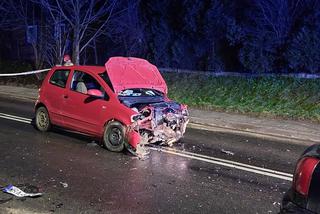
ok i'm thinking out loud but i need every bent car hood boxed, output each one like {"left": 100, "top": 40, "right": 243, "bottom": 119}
{"left": 105, "top": 57, "right": 167, "bottom": 94}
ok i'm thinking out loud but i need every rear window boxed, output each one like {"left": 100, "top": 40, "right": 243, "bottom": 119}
{"left": 49, "top": 69, "right": 70, "bottom": 88}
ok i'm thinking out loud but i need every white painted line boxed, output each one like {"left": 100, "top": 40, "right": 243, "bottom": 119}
{"left": 1, "top": 112, "right": 293, "bottom": 181}
{"left": 156, "top": 147, "right": 293, "bottom": 177}
{"left": 0, "top": 113, "right": 32, "bottom": 122}
{"left": 0, "top": 114, "right": 31, "bottom": 124}
{"left": 150, "top": 147, "right": 293, "bottom": 181}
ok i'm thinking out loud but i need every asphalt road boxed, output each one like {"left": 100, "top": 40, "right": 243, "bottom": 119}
{"left": 0, "top": 97, "right": 309, "bottom": 214}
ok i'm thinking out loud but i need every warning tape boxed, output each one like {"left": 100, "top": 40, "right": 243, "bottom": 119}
{"left": 0, "top": 68, "right": 51, "bottom": 77}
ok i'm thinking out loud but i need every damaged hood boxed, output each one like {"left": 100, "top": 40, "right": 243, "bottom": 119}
{"left": 105, "top": 57, "right": 168, "bottom": 94}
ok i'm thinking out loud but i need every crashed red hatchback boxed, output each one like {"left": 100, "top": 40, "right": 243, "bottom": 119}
{"left": 34, "top": 57, "right": 189, "bottom": 155}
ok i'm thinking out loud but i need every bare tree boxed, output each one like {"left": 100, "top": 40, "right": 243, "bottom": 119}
{"left": 253, "top": 0, "right": 293, "bottom": 45}
{"left": 0, "top": 0, "right": 47, "bottom": 68}
{"left": 108, "top": 0, "right": 145, "bottom": 57}
{"left": 36, "top": 4, "right": 70, "bottom": 66}
{"left": 35, "top": 0, "right": 117, "bottom": 65}
{"left": 0, "top": 2, "right": 10, "bottom": 26}
{"left": 239, "top": 0, "right": 303, "bottom": 72}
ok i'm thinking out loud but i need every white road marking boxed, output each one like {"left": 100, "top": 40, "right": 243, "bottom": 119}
{"left": 0, "top": 112, "right": 294, "bottom": 181}
{"left": 149, "top": 147, "right": 293, "bottom": 181}
{"left": 152, "top": 147, "right": 293, "bottom": 177}
{"left": 0, "top": 113, "right": 31, "bottom": 124}
{"left": 0, "top": 113, "right": 32, "bottom": 122}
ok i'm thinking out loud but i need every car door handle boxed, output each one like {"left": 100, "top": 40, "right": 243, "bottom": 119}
{"left": 63, "top": 95, "right": 68, "bottom": 99}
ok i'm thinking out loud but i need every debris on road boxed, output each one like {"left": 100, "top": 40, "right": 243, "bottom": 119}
{"left": 2, "top": 184, "right": 42, "bottom": 198}
{"left": 55, "top": 202, "right": 64, "bottom": 209}
{"left": 273, "top": 201, "right": 280, "bottom": 206}
{"left": 87, "top": 141, "right": 98, "bottom": 147}
{"left": 221, "top": 149, "right": 235, "bottom": 156}
{"left": 134, "top": 134, "right": 150, "bottom": 160}
{"left": 60, "top": 182, "right": 68, "bottom": 188}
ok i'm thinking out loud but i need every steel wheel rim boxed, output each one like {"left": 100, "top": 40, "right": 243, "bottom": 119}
{"left": 37, "top": 110, "right": 48, "bottom": 129}
{"left": 108, "top": 127, "right": 122, "bottom": 146}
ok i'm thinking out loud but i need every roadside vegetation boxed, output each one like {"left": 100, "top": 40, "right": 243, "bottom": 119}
{"left": 164, "top": 73, "right": 320, "bottom": 122}
{"left": 0, "top": 61, "right": 39, "bottom": 87}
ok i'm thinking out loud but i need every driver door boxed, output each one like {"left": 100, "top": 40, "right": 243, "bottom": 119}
{"left": 62, "top": 70, "right": 108, "bottom": 135}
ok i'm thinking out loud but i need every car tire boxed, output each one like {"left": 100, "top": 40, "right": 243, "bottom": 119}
{"left": 103, "top": 121, "right": 125, "bottom": 152}
{"left": 35, "top": 106, "right": 51, "bottom": 132}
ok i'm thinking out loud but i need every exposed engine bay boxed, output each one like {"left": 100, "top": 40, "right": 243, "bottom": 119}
{"left": 118, "top": 89, "right": 189, "bottom": 147}
{"left": 132, "top": 101, "right": 189, "bottom": 145}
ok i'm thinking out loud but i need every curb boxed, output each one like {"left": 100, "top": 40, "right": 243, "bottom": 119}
{"left": 188, "top": 122, "right": 317, "bottom": 146}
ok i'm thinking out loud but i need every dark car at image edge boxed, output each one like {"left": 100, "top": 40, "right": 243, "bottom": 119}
{"left": 280, "top": 144, "right": 320, "bottom": 214}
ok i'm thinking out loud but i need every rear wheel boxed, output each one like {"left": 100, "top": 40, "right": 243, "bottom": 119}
{"left": 103, "top": 121, "right": 125, "bottom": 152}
{"left": 35, "top": 106, "right": 51, "bottom": 132}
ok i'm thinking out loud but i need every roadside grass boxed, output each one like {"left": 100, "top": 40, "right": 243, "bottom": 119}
{"left": 163, "top": 73, "right": 320, "bottom": 122}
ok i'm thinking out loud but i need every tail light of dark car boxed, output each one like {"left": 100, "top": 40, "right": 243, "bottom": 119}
{"left": 293, "top": 157, "right": 320, "bottom": 196}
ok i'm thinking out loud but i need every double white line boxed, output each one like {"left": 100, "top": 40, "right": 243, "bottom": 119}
{"left": 149, "top": 146, "right": 293, "bottom": 181}
{"left": 0, "top": 112, "right": 293, "bottom": 181}
{"left": 0, "top": 113, "right": 32, "bottom": 124}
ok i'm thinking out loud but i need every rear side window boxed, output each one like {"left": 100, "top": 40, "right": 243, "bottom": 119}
{"left": 49, "top": 69, "right": 70, "bottom": 88}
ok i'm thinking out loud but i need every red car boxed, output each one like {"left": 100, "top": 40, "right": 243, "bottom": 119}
{"left": 280, "top": 144, "right": 320, "bottom": 214}
{"left": 34, "top": 57, "right": 189, "bottom": 155}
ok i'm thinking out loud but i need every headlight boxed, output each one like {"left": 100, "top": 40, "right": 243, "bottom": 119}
{"left": 131, "top": 114, "right": 144, "bottom": 122}
{"left": 182, "top": 109, "right": 188, "bottom": 116}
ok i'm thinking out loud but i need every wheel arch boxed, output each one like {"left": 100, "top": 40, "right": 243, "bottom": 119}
{"left": 100, "top": 118, "right": 126, "bottom": 136}
{"left": 35, "top": 102, "right": 47, "bottom": 111}
{"left": 34, "top": 102, "right": 52, "bottom": 124}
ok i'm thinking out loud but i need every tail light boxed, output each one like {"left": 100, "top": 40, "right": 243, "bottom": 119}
{"left": 293, "top": 157, "right": 319, "bottom": 196}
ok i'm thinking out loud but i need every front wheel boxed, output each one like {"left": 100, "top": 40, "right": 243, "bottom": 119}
{"left": 35, "top": 106, "right": 51, "bottom": 132}
{"left": 103, "top": 121, "right": 125, "bottom": 152}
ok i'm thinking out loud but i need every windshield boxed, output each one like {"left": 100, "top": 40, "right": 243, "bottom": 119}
{"left": 118, "top": 88, "right": 163, "bottom": 97}
{"left": 99, "top": 72, "right": 114, "bottom": 92}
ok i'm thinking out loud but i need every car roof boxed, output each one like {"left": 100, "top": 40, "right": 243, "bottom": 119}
{"left": 52, "top": 65, "right": 105, "bottom": 74}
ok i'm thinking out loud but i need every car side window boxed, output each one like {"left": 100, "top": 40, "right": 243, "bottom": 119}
{"left": 49, "top": 69, "right": 70, "bottom": 88}
{"left": 70, "top": 70, "right": 109, "bottom": 99}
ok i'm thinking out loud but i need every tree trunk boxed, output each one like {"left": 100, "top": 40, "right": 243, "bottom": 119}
{"left": 73, "top": 28, "right": 80, "bottom": 65}
{"left": 93, "top": 38, "right": 98, "bottom": 65}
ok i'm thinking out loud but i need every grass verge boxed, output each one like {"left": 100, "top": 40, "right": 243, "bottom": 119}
{"left": 163, "top": 73, "right": 320, "bottom": 122}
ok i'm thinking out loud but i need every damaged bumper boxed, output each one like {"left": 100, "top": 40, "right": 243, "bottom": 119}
{"left": 125, "top": 102, "right": 189, "bottom": 156}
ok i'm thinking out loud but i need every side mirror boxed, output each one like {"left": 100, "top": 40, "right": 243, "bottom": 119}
{"left": 87, "top": 89, "right": 104, "bottom": 99}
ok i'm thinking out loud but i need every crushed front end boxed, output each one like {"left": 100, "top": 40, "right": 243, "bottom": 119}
{"left": 117, "top": 89, "right": 189, "bottom": 158}
{"left": 132, "top": 101, "right": 189, "bottom": 146}
{"left": 123, "top": 100, "right": 189, "bottom": 157}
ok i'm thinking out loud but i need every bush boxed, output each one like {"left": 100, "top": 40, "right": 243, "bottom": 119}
{"left": 286, "top": 27, "right": 320, "bottom": 73}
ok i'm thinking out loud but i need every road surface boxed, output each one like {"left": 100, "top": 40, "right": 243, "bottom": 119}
{"left": 0, "top": 97, "right": 309, "bottom": 214}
